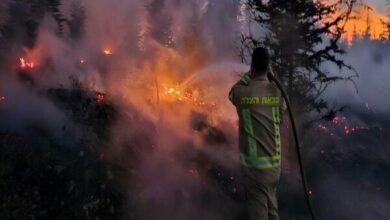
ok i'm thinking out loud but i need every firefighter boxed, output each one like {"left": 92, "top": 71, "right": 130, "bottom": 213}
{"left": 229, "top": 47, "right": 286, "bottom": 220}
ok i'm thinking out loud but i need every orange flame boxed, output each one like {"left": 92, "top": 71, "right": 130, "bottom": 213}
{"left": 103, "top": 49, "right": 113, "bottom": 55}
{"left": 164, "top": 86, "right": 184, "bottom": 101}
{"left": 342, "top": 4, "right": 389, "bottom": 44}
{"left": 164, "top": 86, "right": 181, "bottom": 95}
{"left": 19, "top": 57, "right": 35, "bottom": 69}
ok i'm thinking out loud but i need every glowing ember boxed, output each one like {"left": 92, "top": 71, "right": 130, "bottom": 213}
{"left": 315, "top": 113, "right": 370, "bottom": 137}
{"left": 0, "top": 96, "right": 5, "bottom": 103}
{"left": 80, "top": 59, "right": 85, "bottom": 64}
{"left": 188, "top": 169, "right": 196, "bottom": 175}
{"left": 103, "top": 49, "right": 113, "bottom": 55}
{"left": 364, "top": 102, "right": 372, "bottom": 111}
{"left": 19, "top": 58, "right": 35, "bottom": 69}
{"left": 343, "top": 124, "right": 368, "bottom": 135}
{"left": 95, "top": 92, "right": 105, "bottom": 103}
{"left": 331, "top": 116, "right": 345, "bottom": 125}
{"left": 317, "top": 124, "right": 328, "bottom": 130}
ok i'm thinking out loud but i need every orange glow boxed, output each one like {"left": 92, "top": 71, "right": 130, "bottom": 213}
{"left": 342, "top": 4, "right": 388, "bottom": 44}
{"left": 163, "top": 85, "right": 185, "bottom": 101}
{"left": 116, "top": 35, "right": 216, "bottom": 122}
{"left": 103, "top": 49, "right": 113, "bottom": 55}
{"left": 19, "top": 58, "right": 35, "bottom": 69}
{"left": 164, "top": 86, "right": 181, "bottom": 95}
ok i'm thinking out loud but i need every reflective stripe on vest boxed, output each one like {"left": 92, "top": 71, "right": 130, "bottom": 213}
{"left": 239, "top": 107, "right": 282, "bottom": 169}
{"left": 272, "top": 107, "right": 281, "bottom": 156}
{"left": 242, "top": 109, "right": 257, "bottom": 159}
{"left": 240, "top": 153, "right": 280, "bottom": 169}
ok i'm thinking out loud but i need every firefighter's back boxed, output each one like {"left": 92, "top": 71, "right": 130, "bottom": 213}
{"left": 229, "top": 73, "right": 284, "bottom": 220}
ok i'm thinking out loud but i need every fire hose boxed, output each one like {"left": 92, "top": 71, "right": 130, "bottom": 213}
{"left": 267, "top": 73, "right": 317, "bottom": 220}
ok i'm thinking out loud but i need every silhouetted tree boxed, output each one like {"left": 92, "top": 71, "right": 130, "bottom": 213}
{"left": 145, "top": 0, "right": 175, "bottom": 48}
{"left": 1, "top": 0, "right": 66, "bottom": 48}
{"left": 47, "top": 0, "right": 66, "bottom": 35}
{"left": 0, "top": 2, "right": 7, "bottom": 37}
{"left": 67, "top": 1, "right": 86, "bottom": 40}
{"left": 240, "top": 0, "right": 357, "bottom": 115}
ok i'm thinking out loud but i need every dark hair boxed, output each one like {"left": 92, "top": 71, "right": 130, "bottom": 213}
{"left": 251, "top": 47, "right": 269, "bottom": 76}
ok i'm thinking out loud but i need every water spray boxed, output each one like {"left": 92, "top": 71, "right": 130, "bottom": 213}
{"left": 267, "top": 72, "right": 317, "bottom": 220}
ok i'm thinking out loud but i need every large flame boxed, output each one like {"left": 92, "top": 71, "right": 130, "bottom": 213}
{"left": 342, "top": 4, "right": 388, "bottom": 44}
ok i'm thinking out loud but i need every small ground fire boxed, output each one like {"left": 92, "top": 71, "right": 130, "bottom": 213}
{"left": 103, "top": 49, "right": 113, "bottom": 55}
{"left": 19, "top": 57, "right": 35, "bottom": 70}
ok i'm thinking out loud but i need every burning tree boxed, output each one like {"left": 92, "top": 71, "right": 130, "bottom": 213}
{"left": 239, "top": 0, "right": 357, "bottom": 115}
{"left": 386, "top": 0, "right": 390, "bottom": 40}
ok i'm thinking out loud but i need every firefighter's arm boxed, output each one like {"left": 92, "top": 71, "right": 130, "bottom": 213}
{"left": 229, "top": 83, "right": 239, "bottom": 106}
{"left": 229, "top": 73, "right": 251, "bottom": 105}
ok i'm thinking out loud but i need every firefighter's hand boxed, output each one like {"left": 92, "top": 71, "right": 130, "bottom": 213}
{"left": 267, "top": 66, "right": 275, "bottom": 80}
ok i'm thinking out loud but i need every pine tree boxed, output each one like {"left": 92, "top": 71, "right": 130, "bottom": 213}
{"left": 145, "top": 0, "right": 175, "bottom": 48}
{"left": 240, "top": 0, "right": 357, "bottom": 114}
{"left": 1, "top": 0, "right": 66, "bottom": 48}
{"left": 67, "top": 1, "right": 86, "bottom": 40}
{"left": 362, "top": 4, "right": 373, "bottom": 40}
{"left": 46, "top": 0, "right": 66, "bottom": 36}
{"left": 0, "top": 2, "right": 7, "bottom": 36}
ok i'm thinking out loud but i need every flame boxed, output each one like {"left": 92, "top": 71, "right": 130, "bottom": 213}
{"left": 164, "top": 86, "right": 181, "bottom": 95}
{"left": 342, "top": 4, "right": 389, "bottom": 44}
{"left": 163, "top": 86, "right": 185, "bottom": 102}
{"left": 162, "top": 85, "right": 208, "bottom": 107}
{"left": 117, "top": 33, "right": 213, "bottom": 122}
{"left": 19, "top": 57, "right": 35, "bottom": 69}
{"left": 103, "top": 49, "right": 113, "bottom": 55}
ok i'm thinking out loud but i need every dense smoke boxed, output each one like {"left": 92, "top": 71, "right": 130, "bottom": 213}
{"left": 0, "top": 0, "right": 246, "bottom": 219}
{"left": 303, "top": 39, "right": 390, "bottom": 220}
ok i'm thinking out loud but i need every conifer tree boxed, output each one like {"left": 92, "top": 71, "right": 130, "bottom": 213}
{"left": 67, "top": 1, "right": 86, "bottom": 40}
{"left": 240, "top": 0, "right": 357, "bottom": 114}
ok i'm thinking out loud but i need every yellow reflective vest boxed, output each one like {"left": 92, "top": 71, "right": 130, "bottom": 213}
{"left": 229, "top": 74, "right": 286, "bottom": 169}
